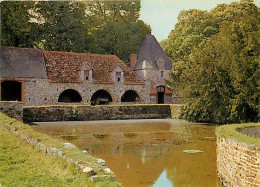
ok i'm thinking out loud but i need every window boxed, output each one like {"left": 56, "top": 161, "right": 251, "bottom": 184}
{"left": 116, "top": 72, "right": 121, "bottom": 82}
{"left": 161, "top": 71, "right": 164, "bottom": 77}
{"left": 84, "top": 70, "right": 90, "bottom": 81}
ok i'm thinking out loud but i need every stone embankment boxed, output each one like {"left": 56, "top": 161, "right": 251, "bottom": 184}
{"left": 216, "top": 124, "right": 260, "bottom": 187}
{"left": 0, "top": 101, "right": 23, "bottom": 121}
{"left": 23, "top": 104, "right": 182, "bottom": 122}
{"left": 0, "top": 102, "right": 182, "bottom": 122}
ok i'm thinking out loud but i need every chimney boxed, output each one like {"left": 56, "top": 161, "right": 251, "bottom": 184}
{"left": 130, "top": 54, "right": 137, "bottom": 70}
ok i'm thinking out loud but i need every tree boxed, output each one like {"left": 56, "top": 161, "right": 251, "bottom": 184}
{"left": 86, "top": 0, "right": 151, "bottom": 63}
{"left": 89, "top": 19, "right": 150, "bottom": 63}
{"left": 166, "top": 0, "right": 259, "bottom": 123}
{"left": 34, "top": 1, "right": 90, "bottom": 52}
{"left": 1, "top": 1, "right": 150, "bottom": 64}
{"left": 1, "top": 1, "right": 39, "bottom": 47}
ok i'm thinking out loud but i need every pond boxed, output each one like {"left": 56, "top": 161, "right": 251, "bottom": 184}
{"left": 32, "top": 119, "right": 222, "bottom": 187}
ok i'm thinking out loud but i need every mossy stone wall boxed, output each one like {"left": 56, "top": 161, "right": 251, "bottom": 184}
{"left": 23, "top": 104, "right": 181, "bottom": 122}
{"left": 0, "top": 101, "right": 23, "bottom": 121}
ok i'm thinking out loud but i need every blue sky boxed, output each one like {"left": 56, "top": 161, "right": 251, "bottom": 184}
{"left": 140, "top": 0, "right": 260, "bottom": 42}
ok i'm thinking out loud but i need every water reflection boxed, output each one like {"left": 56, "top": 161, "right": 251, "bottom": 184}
{"left": 32, "top": 119, "right": 221, "bottom": 187}
{"left": 154, "top": 170, "right": 173, "bottom": 187}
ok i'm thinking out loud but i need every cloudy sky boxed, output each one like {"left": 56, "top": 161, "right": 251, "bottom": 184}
{"left": 140, "top": 0, "right": 260, "bottom": 42}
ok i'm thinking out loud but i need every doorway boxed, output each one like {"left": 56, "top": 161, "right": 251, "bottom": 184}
{"left": 157, "top": 86, "right": 165, "bottom": 104}
{"left": 1, "top": 81, "right": 22, "bottom": 101}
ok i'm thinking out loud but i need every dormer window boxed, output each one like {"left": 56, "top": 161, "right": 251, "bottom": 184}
{"left": 80, "top": 62, "right": 94, "bottom": 83}
{"left": 112, "top": 64, "right": 125, "bottom": 83}
{"left": 85, "top": 70, "right": 89, "bottom": 81}
{"left": 116, "top": 72, "right": 121, "bottom": 82}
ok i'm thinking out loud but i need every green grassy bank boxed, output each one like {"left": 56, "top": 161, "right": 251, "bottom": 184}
{"left": 216, "top": 122, "right": 260, "bottom": 150}
{"left": 0, "top": 113, "right": 120, "bottom": 186}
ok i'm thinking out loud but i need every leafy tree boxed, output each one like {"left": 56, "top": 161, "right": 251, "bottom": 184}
{"left": 1, "top": 1, "right": 39, "bottom": 47}
{"left": 86, "top": 0, "right": 151, "bottom": 63}
{"left": 89, "top": 19, "right": 150, "bottom": 63}
{"left": 34, "top": 1, "right": 89, "bottom": 52}
{"left": 1, "top": 0, "right": 151, "bottom": 64}
{"left": 166, "top": 0, "right": 259, "bottom": 123}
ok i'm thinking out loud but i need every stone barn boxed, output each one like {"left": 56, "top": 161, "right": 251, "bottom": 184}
{"left": 0, "top": 35, "right": 175, "bottom": 106}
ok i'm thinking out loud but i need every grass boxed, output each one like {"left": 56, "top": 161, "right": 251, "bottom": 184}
{"left": 0, "top": 127, "right": 89, "bottom": 186}
{"left": 216, "top": 122, "right": 260, "bottom": 151}
{"left": 0, "top": 113, "right": 120, "bottom": 186}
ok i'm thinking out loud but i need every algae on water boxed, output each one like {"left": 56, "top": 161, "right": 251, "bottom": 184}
{"left": 183, "top": 149, "right": 204, "bottom": 154}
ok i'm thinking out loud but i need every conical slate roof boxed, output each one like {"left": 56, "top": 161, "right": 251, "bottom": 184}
{"left": 133, "top": 35, "right": 172, "bottom": 70}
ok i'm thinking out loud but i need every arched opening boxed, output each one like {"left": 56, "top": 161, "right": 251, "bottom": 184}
{"left": 1, "top": 81, "right": 22, "bottom": 101}
{"left": 58, "top": 89, "right": 82, "bottom": 103}
{"left": 121, "top": 90, "right": 140, "bottom": 102}
{"left": 91, "top": 90, "right": 112, "bottom": 105}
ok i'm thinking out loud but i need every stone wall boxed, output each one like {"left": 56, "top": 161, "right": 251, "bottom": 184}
{"left": 0, "top": 101, "right": 23, "bottom": 121}
{"left": 23, "top": 104, "right": 181, "bottom": 122}
{"left": 216, "top": 136, "right": 260, "bottom": 186}
{"left": 23, "top": 78, "right": 149, "bottom": 106}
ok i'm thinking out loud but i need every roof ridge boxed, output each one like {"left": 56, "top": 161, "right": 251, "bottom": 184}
{"left": 43, "top": 50, "right": 117, "bottom": 58}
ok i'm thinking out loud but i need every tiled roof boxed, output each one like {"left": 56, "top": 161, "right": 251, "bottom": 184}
{"left": 134, "top": 35, "right": 172, "bottom": 70}
{"left": 165, "top": 87, "right": 172, "bottom": 95}
{"left": 149, "top": 87, "right": 172, "bottom": 95}
{"left": 43, "top": 51, "right": 144, "bottom": 85}
{"left": 0, "top": 47, "right": 47, "bottom": 78}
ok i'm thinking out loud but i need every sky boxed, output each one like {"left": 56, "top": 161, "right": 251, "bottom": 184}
{"left": 140, "top": 0, "right": 260, "bottom": 42}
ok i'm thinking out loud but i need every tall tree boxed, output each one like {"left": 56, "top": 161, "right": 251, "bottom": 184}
{"left": 166, "top": 0, "right": 259, "bottom": 123}
{"left": 86, "top": 0, "right": 151, "bottom": 63}
{"left": 35, "top": 1, "right": 89, "bottom": 52}
{"left": 1, "top": 0, "right": 150, "bottom": 64}
{"left": 1, "top": 1, "right": 39, "bottom": 47}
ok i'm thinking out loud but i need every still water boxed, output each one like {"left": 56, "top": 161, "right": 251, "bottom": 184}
{"left": 32, "top": 119, "right": 221, "bottom": 187}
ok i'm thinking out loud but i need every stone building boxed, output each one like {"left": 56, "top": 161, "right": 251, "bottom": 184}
{"left": 131, "top": 35, "right": 173, "bottom": 104}
{"left": 0, "top": 35, "right": 173, "bottom": 106}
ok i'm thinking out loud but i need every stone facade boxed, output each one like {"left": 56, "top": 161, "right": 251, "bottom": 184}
{"left": 1, "top": 35, "right": 175, "bottom": 106}
{"left": 0, "top": 101, "right": 23, "bottom": 121}
{"left": 133, "top": 35, "right": 174, "bottom": 104}
{"left": 23, "top": 104, "right": 182, "bottom": 122}
{"left": 22, "top": 78, "right": 148, "bottom": 106}
{"left": 216, "top": 136, "right": 260, "bottom": 186}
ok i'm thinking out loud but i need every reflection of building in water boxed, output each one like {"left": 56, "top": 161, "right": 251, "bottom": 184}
{"left": 32, "top": 121, "right": 218, "bottom": 186}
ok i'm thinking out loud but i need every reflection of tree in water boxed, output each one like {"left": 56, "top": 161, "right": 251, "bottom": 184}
{"left": 33, "top": 121, "right": 218, "bottom": 186}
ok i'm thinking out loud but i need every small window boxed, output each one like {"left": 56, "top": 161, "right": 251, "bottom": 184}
{"left": 161, "top": 71, "right": 164, "bottom": 77}
{"left": 116, "top": 72, "right": 121, "bottom": 82}
{"left": 84, "top": 70, "right": 90, "bottom": 81}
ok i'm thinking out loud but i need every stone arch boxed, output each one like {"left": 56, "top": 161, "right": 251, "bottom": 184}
{"left": 1, "top": 81, "right": 22, "bottom": 101}
{"left": 121, "top": 90, "right": 140, "bottom": 102}
{"left": 91, "top": 89, "right": 112, "bottom": 105}
{"left": 58, "top": 89, "right": 82, "bottom": 103}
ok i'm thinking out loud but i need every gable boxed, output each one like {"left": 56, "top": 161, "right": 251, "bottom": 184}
{"left": 80, "top": 62, "right": 94, "bottom": 70}
{"left": 112, "top": 64, "right": 125, "bottom": 72}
